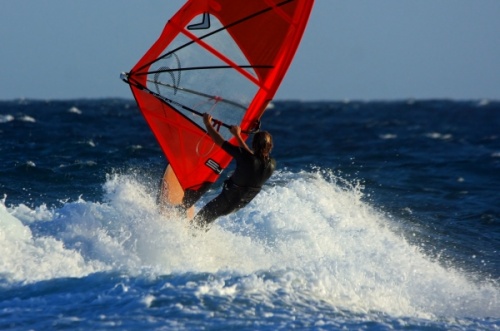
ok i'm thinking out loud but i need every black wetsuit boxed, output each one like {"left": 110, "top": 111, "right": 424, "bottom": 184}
{"left": 194, "top": 141, "right": 276, "bottom": 228}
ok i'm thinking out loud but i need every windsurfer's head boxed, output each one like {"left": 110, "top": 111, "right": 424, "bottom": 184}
{"left": 252, "top": 131, "right": 273, "bottom": 159}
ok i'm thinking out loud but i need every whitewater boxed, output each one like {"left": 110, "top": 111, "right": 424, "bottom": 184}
{"left": 2, "top": 170, "right": 498, "bottom": 324}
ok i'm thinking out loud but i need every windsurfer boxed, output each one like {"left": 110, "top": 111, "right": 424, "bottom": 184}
{"left": 191, "top": 113, "right": 276, "bottom": 230}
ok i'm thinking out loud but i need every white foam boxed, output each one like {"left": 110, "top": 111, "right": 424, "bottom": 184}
{"left": 68, "top": 106, "right": 82, "bottom": 115}
{"left": 0, "top": 114, "right": 14, "bottom": 123}
{"left": 477, "top": 99, "right": 490, "bottom": 107}
{"left": 0, "top": 170, "right": 498, "bottom": 319}
{"left": 0, "top": 200, "right": 106, "bottom": 284}
{"left": 18, "top": 115, "right": 36, "bottom": 123}
{"left": 425, "top": 132, "right": 453, "bottom": 140}
{"left": 380, "top": 133, "right": 397, "bottom": 140}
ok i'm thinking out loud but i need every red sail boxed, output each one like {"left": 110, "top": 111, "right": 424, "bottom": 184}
{"left": 124, "top": 0, "right": 314, "bottom": 206}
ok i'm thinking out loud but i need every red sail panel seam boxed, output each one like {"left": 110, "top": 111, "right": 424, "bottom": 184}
{"left": 263, "top": 0, "right": 294, "bottom": 25}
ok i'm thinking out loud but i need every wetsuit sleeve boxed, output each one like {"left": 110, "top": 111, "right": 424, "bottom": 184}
{"left": 221, "top": 141, "right": 244, "bottom": 159}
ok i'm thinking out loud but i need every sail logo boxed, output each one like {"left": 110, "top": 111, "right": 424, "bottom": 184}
{"left": 205, "top": 159, "right": 223, "bottom": 174}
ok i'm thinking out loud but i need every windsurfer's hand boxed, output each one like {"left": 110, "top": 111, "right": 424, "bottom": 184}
{"left": 230, "top": 125, "right": 241, "bottom": 137}
{"left": 203, "top": 113, "right": 213, "bottom": 128}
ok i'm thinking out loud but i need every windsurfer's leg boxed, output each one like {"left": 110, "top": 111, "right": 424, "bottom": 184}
{"left": 158, "top": 164, "right": 196, "bottom": 218}
{"left": 191, "top": 192, "right": 235, "bottom": 230}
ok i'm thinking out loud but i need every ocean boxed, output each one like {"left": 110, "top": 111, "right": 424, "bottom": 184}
{"left": 1, "top": 99, "right": 499, "bottom": 330}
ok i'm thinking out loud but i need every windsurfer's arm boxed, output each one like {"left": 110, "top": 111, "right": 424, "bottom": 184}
{"left": 230, "top": 125, "right": 253, "bottom": 154}
{"left": 203, "top": 113, "right": 225, "bottom": 146}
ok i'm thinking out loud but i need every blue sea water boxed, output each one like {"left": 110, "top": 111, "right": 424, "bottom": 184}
{"left": 0, "top": 98, "right": 499, "bottom": 330}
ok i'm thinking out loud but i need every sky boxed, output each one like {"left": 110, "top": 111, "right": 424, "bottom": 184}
{"left": 1, "top": 0, "right": 499, "bottom": 101}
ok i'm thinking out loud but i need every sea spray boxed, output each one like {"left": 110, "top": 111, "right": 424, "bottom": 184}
{"left": 0, "top": 199, "right": 105, "bottom": 284}
{"left": 1, "top": 169, "right": 499, "bottom": 320}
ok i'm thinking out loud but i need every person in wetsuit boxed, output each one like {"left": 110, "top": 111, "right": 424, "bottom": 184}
{"left": 191, "top": 113, "right": 276, "bottom": 230}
